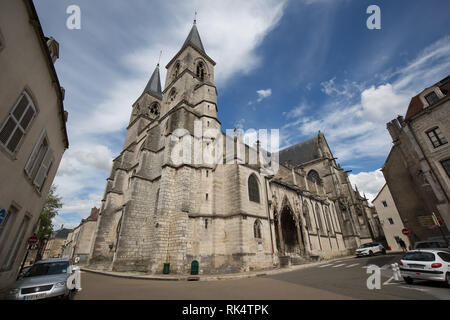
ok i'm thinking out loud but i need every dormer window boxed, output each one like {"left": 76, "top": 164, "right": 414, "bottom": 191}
{"left": 425, "top": 92, "right": 439, "bottom": 106}
{"left": 196, "top": 61, "right": 205, "bottom": 81}
{"left": 426, "top": 127, "right": 448, "bottom": 148}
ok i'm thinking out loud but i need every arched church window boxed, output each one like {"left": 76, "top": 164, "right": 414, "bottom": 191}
{"left": 254, "top": 219, "right": 262, "bottom": 239}
{"left": 148, "top": 103, "right": 160, "bottom": 117}
{"left": 307, "top": 170, "right": 322, "bottom": 185}
{"left": 173, "top": 62, "right": 180, "bottom": 78}
{"left": 325, "top": 207, "right": 334, "bottom": 235}
{"left": 196, "top": 61, "right": 205, "bottom": 81}
{"left": 248, "top": 174, "right": 260, "bottom": 203}
{"left": 133, "top": 103, "right": 140, "bottom": 116}
{"left": 302, "top": 201, "right": 312, "bottom": 230}
{"left": 315, "top": 204, "right": 325, "bottom": 235}
{"left": 169, "top": 88, "right": 176, "bottom": 102}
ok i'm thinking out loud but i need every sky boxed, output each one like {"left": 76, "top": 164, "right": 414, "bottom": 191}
{"left": 33, "top": 0, "right": 450, "bottom": 229}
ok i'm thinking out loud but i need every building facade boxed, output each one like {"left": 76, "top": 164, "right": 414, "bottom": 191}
{"left": 42, "top": 228, "right": 72, "bottom": 260}
{"left": 373, "top": 184, "right": 411, "bottom": 251}
{"left": 65, "top": 207, "right": 99, "bottom": 264}
{"left": 89, "top": 21, "right": 374, "bottom": 275}
{"left": 383, "top": 75, "right": 450, "bottom": 246}
{"left": 0, "top": 0, "right": 68, "bottom": 290}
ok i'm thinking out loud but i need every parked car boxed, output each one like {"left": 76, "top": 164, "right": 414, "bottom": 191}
{"left": 414, "top": 239, "right": 450, "bottom": 251}
{"left": 6, "top": 258, "right": 78, "bottom": 300}
{"left": 399, "top": 249, "right": 450, "bottom": 287}
{"left": 355, "top": 242, "right": 386, "bottom": 257}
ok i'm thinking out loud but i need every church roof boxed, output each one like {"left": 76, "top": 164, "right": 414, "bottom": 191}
{"left": 144, "top": 64, "right": 162, "bottom": 99}
{"left": 183, "top": 22, "right": 205, "bottom": 53}
{"left": 277, "top": 135, "right": 321, "bottom": 167}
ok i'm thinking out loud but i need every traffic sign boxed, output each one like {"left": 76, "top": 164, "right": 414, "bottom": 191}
{"left": 0, "top": 209, "right": 6, "bottom": 225}
{"left": 27, "top": 235, "right": 38, "bottom": 245}
{"left": 402, "top": 228, "right": 409, "bottom": 236}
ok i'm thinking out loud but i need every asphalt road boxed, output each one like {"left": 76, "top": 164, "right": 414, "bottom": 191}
{"left": 74, "top": 253, "right": 450, "bottom": 300}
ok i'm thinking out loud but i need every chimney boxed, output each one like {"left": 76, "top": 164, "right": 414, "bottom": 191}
{"left": 386, "top": 118, "right": 402, "bottom": 142}
{"left": 46, "top": 37, "right": 59, "bottom": 63}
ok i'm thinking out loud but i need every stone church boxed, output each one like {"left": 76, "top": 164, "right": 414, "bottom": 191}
{"left": 89, "top": 21, "right": 375, "bottom": 274}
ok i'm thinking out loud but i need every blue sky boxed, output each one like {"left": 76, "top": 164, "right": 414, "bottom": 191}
{"left": 33, "top": 0, "right": 450, "bottom": 229}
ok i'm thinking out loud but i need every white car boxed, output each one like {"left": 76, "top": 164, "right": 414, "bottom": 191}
{"left": 355, "top": 242, "right": 386, "bottom": 257}
{"left": 399, "top": 249, "right": 450, "bottom": 287}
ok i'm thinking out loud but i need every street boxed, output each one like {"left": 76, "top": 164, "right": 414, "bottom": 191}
{"left": 74, "top": 254, "right": 450, "bottom": 300}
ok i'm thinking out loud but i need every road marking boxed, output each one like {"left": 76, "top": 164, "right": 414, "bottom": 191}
{"left": 345, "top": 263, "right": 359, "bottom": 268}
{"left": 381, "top": 264, "right": 390, "bottom": 270}
{"left": 318, "top": 264, "right": 335, "bottom": 268}
{"left": 332, "top": 263, "right": 346, "bottom": 268}
{"left": 383, "top": 276, "right": 397, "bottom": 285}
{"left": 399, "top": 286, "right": 429, "bottom": 292}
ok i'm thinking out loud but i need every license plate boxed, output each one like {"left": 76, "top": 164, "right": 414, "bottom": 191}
{"left": 24, "top": 293, "right": 47, "bottom": 300}
{"left": 407, "top": 264, "right": 424, "bottom": 269}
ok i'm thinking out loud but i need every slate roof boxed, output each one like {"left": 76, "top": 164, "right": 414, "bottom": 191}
{"left": 53, "top": 228, "right": 73, "bottom": 239}
{"left": 183, "top": 22, "right": 205, "bottom": 53}
{"left": 405, "top": 75, "right": 450, "bottom": 120}
{"left": 144, "top": 64, "right": 162, "bottom": 99}
{"left": 277, "top": 135, "right": 321, "bottom": 167}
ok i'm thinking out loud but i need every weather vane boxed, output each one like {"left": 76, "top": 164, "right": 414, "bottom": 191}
{"left": 157, "top": 50, "right": 162, "bottom": 66}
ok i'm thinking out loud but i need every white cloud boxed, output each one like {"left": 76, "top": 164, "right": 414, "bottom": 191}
{"left": 361, "top": 84, "right": 410, "bottom": 122}
{"left": 74, "top": 145, "right": 113, "bottom": 172}
{"left": 348, "top": 169, "right": 385, "bottom": 203}
{"left": 256, "top": 88, "right": 272, "bottom": 102}
{"left": 281, "top": 35, "right": 450, "bottom": 163}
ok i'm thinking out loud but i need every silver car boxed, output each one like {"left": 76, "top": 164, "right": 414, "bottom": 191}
{"left": 6, "top": 258, "right": 77, "bottom": 300}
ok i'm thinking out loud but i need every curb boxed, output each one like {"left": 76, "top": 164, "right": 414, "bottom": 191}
{"left": 80, "top": 254, "right": 360, "bottom": 282}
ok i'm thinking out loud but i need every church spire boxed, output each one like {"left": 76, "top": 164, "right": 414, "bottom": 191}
{"left": 144, "top": 63, "right": 162, "bottom": 99}
{"left": 183, "top": 18, "right": 205, "bottom": 53}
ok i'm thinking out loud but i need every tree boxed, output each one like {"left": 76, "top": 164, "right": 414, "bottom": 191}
{"left": 37, "top": 184, "right": 63, "bottom": 241}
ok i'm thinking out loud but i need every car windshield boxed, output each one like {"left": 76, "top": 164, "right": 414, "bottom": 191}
{"left": 402, "top": 252, "right": 435, "bottom": 262}
{"left": 24, "top": 261, "right": 69, "bottom": 277}
{"left": 359, "top": 243, "right": 375, "bottom": 248}
{"left": 415, "top": 242, "right": 447, "bottom": 249}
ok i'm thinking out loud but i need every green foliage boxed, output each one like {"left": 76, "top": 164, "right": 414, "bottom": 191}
{"left": 37, "top": 184, "right": 63, "bottom": 241}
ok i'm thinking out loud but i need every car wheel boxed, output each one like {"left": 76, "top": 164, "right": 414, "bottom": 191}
{"left": 369, "top": 250, "right": 373, "bottom": 256}
{"left": 445, "top": 273, "right": 450, "bottom": 288}
{"left": 382, "top": 249, "right": 386, "bottom": 255}
{"left": 64, "top": 290, "right": 75, "bottom": 300}
{"left": 404, "top": 277, "right": 413, "bottom": 285}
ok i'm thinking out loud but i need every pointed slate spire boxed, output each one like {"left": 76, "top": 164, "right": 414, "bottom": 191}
{"left": 144, "top": 63, "right": 162, "bottom": 99}
{"left": 183, "top": 19, "right": 205, "bottom": 53}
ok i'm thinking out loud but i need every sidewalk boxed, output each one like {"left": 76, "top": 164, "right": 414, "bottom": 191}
{"left": 81, "top": 254, "right": 356, "bottom": 282}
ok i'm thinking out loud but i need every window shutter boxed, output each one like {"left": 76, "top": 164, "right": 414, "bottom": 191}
{"left": 25, "top": 130, "right": 46, "bottom": 178}
{"left": 0, "top": 93, "right": 36, "bottom": 154}
{"left": 33, "top": 147, "right": 54, "bottom": 190}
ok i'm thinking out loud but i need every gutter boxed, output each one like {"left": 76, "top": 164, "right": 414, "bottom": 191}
{"left": 24, "top": 0, "right": 69, "bottom": 149}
